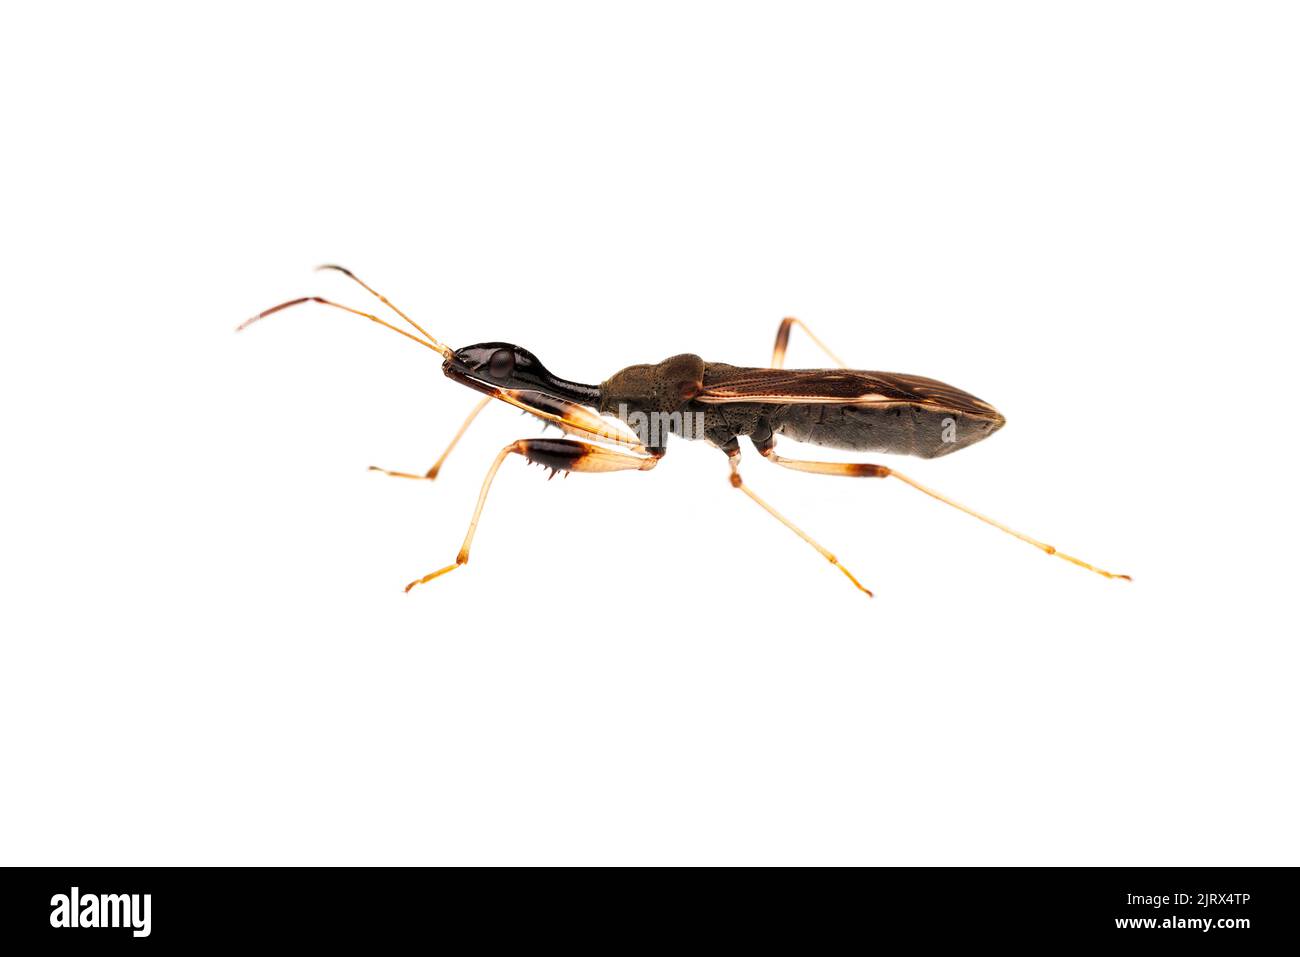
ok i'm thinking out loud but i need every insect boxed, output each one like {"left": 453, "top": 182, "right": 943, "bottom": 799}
{"left": 239, "top": 266, "right": 1130, "bottom": 596}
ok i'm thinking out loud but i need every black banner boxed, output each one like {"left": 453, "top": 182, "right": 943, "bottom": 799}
{"left": 1, "top": 866, "right": 1292, "bottom": 947}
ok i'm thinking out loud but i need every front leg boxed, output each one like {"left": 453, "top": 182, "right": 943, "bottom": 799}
{"left": 370, "top": 396, "right": 493, "bottom": 481}
{"left": 372, "top": 386, "right": 643, "bottom": 482}
{"left": 404, "top": 439, "right": 662, "bottom": 592}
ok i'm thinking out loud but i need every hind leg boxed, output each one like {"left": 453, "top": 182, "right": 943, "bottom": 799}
{"left": 755, "top": 438, "right": 1130, "bottom": 582}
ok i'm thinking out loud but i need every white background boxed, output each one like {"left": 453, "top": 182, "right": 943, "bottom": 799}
{"left": 2, "top": 2, "right": 1296, "bottom": 866}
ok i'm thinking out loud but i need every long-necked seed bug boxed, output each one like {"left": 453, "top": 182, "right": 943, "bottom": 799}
{"left": 239, "top": 266, "right": 1129, "bottom": 596}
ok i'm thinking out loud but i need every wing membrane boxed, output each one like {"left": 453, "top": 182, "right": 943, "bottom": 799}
{"left": 696, "top": 368, "right": 999, "bottom": 416}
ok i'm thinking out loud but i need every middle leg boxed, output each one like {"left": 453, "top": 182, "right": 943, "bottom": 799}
{"left": 724, "top": 444, "right": 872, "bottom": 596}
{"left": 770, "top": 317, "right": 848, "bottom": 369}
{"left": 404, "top": 438, "right": 662, "bottom": 592}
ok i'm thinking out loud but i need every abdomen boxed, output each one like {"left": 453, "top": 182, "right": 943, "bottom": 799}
{"left": 775, "top": 402, "right": 1003, "bottom": 458}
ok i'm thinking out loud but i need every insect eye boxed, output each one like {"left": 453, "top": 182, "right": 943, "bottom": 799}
{"left": 489, "top": 348, "right": 515, "bottom": 380}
